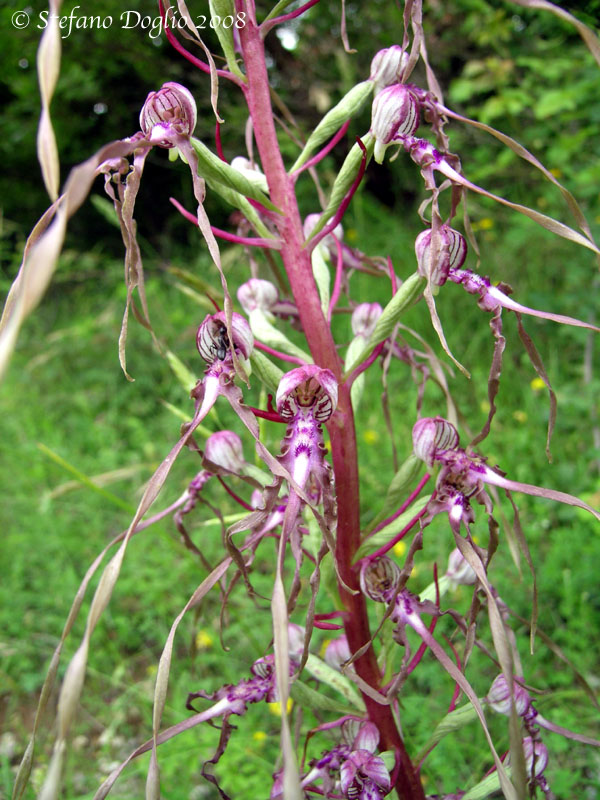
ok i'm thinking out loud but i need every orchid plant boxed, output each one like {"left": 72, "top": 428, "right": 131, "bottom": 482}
{"left": 5, "top": 2, "right": 600, "bottom": 799}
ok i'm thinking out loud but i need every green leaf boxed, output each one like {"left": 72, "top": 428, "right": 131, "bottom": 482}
{"left": 306, "top": 134, "right": 374, "bottom": 241}
{"left": 291, "top": 81, "right": 374, "bottom": 172}
{"left": 37, "top": 443, "right": 135, "bottom": 513}
{"left": 249, "top": 350, "right": 284, "bottom": 394}
{"left": 415, "top": 702, "right": 479, "bottom": 760}
{"left": 290, "top": 680, "right": 357, "bottom": 716}
{"left": 209, "top": 0, "right": 245, "bottom": 80}
{"left": 305, "top": 655, "right": 364, "bottom": 710}
{"left": 165, "top": 349, "right": 199, "bottom": 394}
{"left": 365, "top": 454, "right": 423, "bottom": 532}
{"left": 344, "top": 274, "right": 426, "bottom": 375}
{"left": 354, "top": 496, "right": 431, "bottom": 561}
{"left": 203, "top": 181, "right": 274, "bottom": 240}
{"left": 191, "top": 138, "right": 279, "bottom": 211}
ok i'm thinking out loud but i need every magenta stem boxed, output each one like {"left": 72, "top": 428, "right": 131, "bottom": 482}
{"left": 215, "top": 120, "right": 226, "bottom": 161}
{"left": 291, "top": 120, "right": 351, "bottom": 179}
{"left": 367, "top": 504, "right": 429, "bottom": 562}
{"left": 307, "top": 137, "right": 369, "bottom": 253}
{"left": 442, "top": 633, "right": 463, "bottom": 713}
{"left": 344, "top": 341, "right": 385, "bottom": 387}
{"left": 169, "top": 198, "right": 281, "bottom": 249}
{"left": 247, "top": 405, "right": 286, "bottom": 424}
{"left": 314, "top": 621, "right": 345, "bottom": 630}
{"left": 315, "top": 610, "right": 347, "bottom": 621}
{"left": 261, "top": 0, "right": 321, "bottom": 34}
{"left": 407, "top": 564, "right": 440, "bottom": 676}
{"left": 216, "top": 476, "right": 254, "bottom": 511}
{"left": 327, "top": 234, "right": 344, "bottom": 324}
{"left": 372, "top": 474, "right": 431, "bottom": 535}
{"left": 387, "top": 255, "right": 398, "bottom": 296}
{"left": 254, "top": 340, "right": 307, "bottom": 364}
{"left": 159, "top": 0, "right": 244, "bottom": 88}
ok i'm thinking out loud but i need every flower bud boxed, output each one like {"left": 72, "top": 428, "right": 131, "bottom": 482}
{"left": 359, "top": 557, "right": 400, "bottom": 603}
{"left": 304, "top": 213, "right": 343, "bottom": 249}
{"left": 370, "top": 46, "right": 410, "bottom": 93}
{"left": 351, "top": 303, "right": 383, "bottom": 338}
{"left": 204, "top": 430, "right": 246, "bottom": 473}
{"left": 340, "top": 750, "right": 391, "bottom": 799}
{"left": 276, "top": 365, "right": 338, "bottom": 422}
{"left": 486, "top": 674, "right": 531, "bottom": 717}
{"left": 524, "top": 737, "right": 549, "bottom": 777}
{"left": 288, "top": 623, "right": 306, "bottom": 662}
{"left": 521, "top": 737, "right": 549, "bottom": 778}
{"left": 237, "top": 279, "right": 278, "bottom": 314}
{"left": 230, "top": 156, "right": 269, "bottom": 192}
{"left": 139, "top": 82, "right": 197, "bottom": 147}
{"left": 371, "top": 84, "right": 420, "bottom": 163}
{"left": 353, "top": 721, "right": 380, "bottom": 754}
{"left": 415, "top": 226, "right": 467, "bottom": 286}
{"left": 445, "top": 547, "right": 477, "bottom": 586}
{"left": 412, "top": 417, "right": 459, "bottom": 467}
{"left": 324, "top": 635, "right": 351, "bottom": 671}
{"left": 196, "top": 312, "right": 254, "bottom": 365}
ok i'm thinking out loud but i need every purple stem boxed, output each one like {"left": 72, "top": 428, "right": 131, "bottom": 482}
{"left": 387, "top": 255, "right": 398, "bottom": 296}
{"left": 261, "top": 0, "right": 321, "bottom": 35}
{"left": 367, "top": 505, "right": 429, "bottom": 562}
{"left": 247, "top": 405, "right": 287, "bottom": 424}
{"left": 315, "top": 610, "right": 347, "bottom": 620}
{"left": 314, "top": 621, "right": 345, "bottom": 630}
{"left": 307, "top": 137, "right": 369, "bottom": 253}
{"left": 159, "top": 0, "right": 244, "bottom": 88}
{"left": 344, "top": 341, "right": 385, "bottom": 387}
{"left": 216, "top": 476, "right": 254, "bottom": 511}
{"left": 372, "top": 474, "right": 431, "bottom": 535}
{"left": 291, "top": 120, "right": 351, "bottom": 179}
{"left": 215, "top": 120, "right": 226, "bottom": 161}
{"left": 170, "top": 198, "right": 281, "bottom": 249}
{"left": 254, "top": 340, "right": 307, "bottom": 365}
{"left": 327, "top": 234, "right": 344, "bottom": 323}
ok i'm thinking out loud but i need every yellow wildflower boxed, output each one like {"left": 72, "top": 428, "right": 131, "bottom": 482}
{"left": 268, "top": 699, "right": 294, "bottom": 716}
{"left": 530, "top": 377, "right": 546, "bottom": 391}
{"left": 393, "top": 541, "right": 407, "bottom": 557}
{"left": 195, "top": 630, "right": 214, "bottom": 650}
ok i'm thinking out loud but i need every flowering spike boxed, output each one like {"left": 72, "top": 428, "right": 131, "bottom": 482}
{"left": 203, "top": 430, "right": 246, "bottom": 474}
{"left": 304, "top": 213, "right": 343, "bottom": 251}
{"left": 445, "top": 547, "right": 477, "bottom": 586}
{"left": 324, "top": 635, "right": 352, "bottom": 670}
{"left": 139, "top": 82, "right": 197, "bottom": 147}
{"left": 412, "top": 417, "right": 460, "bottom": 467}
{"left": 486, "top": 674, "right": 531, "bottom": 717}
{"left": 230, "top": 156, "right": 268, "bottom": 192}
{"left": 340, "top": 750, "right": 391, "bottom": 800}
{"left": 371, "top": 84, "right": 420, "bottom": 163}
{"left": 237, "top": 279, "right": 279, "bottom": 314}
{"left": 521, "top": 737, "right": 549, "bottom": 778}
{"left": 359, "top": 557, "right": 401, "bottom": 603}
{"left": 351, "top": 303, "right": 383, "bottom": 338}
{"left": 370, "top": 46, "right": 409, "bottom": 93}
{"left": 196, "top": 311, "right": 254, "bottom": 365}
{"left": 276, "top": 365, "right": 338, "bottom": 423}
{"left": 415, "top": 226, "right": 467, "bottom": 287}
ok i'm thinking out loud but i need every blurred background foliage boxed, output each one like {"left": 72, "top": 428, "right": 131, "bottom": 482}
{"left": 1, "top": 0, "right": 600, "bottom": 798}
